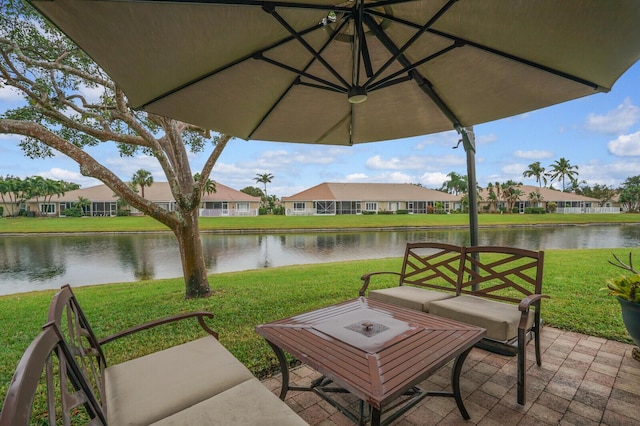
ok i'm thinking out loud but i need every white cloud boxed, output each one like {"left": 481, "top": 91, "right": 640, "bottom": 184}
{"left": 0, "top": 86, "right": 23, "bottom": 103}
{"left": 586, "top": 98, "right": 640, "bottom": 134}
{"left": 419, "top": 172, "right": 449, "bottom": 188}
{"left": 345, "top": 173, "right": 368, "bottom": 181}
{"left": 104, "top": 155, "right": 163, "bottom": 180}
{"left": 513, "top": 150, "right": 554, "bottom": 160}
{"left": 37, "top": 168, "right": 101, "bottom": 188}
{"left": 607, "top": 131, "right": 640, "bottom": 156}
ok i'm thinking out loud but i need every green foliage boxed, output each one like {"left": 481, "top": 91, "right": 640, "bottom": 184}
{"left": 362, "top": 210, "right": 377, "bottom": 215}
{"left": 604, "top": 252, "right": 640, "bottom": 303}
{"left": 240, "top": 186, "right": 264, "bottom": 197}
{"left": 524, "top": 207, "right": 546, "bottom": 214}
{"left": 61, "top": 206, "right": 82, "bottom": 217}
{"left": 605, "top": 274, "right": 640, "bottom": 303}
{"left": 396, "top": 209, "right": 409, "bottom": 215}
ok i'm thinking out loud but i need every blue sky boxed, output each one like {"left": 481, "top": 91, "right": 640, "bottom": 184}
{"left": 1, "top": 61, "right": 640, "bottom": 199}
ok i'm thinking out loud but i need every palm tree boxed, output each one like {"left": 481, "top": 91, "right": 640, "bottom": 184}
{"left": 440, "top": 171, "right": 468, "bottom": 195}
{"left": 528, "top": 191, "right": 543, "bottom": 207}
{"left": 131, "top": 169, "right": 154, "bottom": 198}
{"left": 193, "top": 173, "right": 216, "bottom": 195}
{"left": 547, "top": 158, "right": 579, "bottom": 191}
{"left": 254, "top": 173, "right": 274, "bottom": 200}
{"left": 523, "top": 161, "right": 547, "bottom": 188}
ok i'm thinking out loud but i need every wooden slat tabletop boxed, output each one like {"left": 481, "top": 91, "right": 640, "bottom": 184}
{"left": 256, "top": 298, "right": 485, "bottom": 409}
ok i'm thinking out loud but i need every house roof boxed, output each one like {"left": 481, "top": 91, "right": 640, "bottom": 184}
{"left": 479, "top": 185, "right": 600, "bottom": 202}
{"left": 54, "top": 182, "right": 260, "bottom": 203}
{"left": 282, "top": 182, "right": 460, "bottom": 202}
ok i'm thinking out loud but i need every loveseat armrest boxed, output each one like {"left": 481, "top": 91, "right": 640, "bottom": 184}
{"left": 517, "top": 294, "right": 549, "bottom": 329}
{"left": 359, "top": 271, "right": 401, "bottom": 296}
{"left": 98, "top": 312, "right": 217, "bottom": 345}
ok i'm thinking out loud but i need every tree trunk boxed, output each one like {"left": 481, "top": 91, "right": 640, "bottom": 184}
{"left": 172, "top": 208, "right": 210, "bottom": 299}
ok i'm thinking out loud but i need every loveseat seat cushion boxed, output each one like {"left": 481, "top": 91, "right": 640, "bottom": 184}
{"left": 105, "top": 335, "right": 254, "bottom": 426}
{"left": 428, "top": 295, "right": 535, "bottom": 341}
{"left": 150, "top": 377, "right": 308, "bottom": 425}
{"left": 368, "top": 286, "right": 455, "bottom": 312}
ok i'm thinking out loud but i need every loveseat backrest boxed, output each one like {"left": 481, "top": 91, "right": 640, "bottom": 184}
{"left": 459, "top": 246, "right": 544, "bottom": 303}
{"left": 47, "top": 284, "right": 107, "bottom": 415}
{"left": 400, "top": 242, "right": 464, "bottom": 293}
{"left": 0, "top": 323, "right": 106, "bottom": 426}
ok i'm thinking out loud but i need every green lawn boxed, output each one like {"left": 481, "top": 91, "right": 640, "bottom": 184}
{"left": 1, "top": 247, "right": 638, "bottom": 405}
{"left": 1, "top": 212, "right": 639, "bottom": 234}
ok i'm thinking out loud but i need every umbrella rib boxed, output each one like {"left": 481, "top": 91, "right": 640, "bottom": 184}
{"left": 256, "top": 54, "right": 346, "bottom": 93}
{"left": 368, "top": 43, "right": 458, "bottom": 92}
{"left": 264, "top": 5, "right": 350, "bottom": 89}
{"left": 362, "top": 0, "right": 457, "bottom": 89}
{"left": 364, "top": 14, "right": 465, "bottom": 130}
{"left": 139, "top": 19, "right": 327, "bottom": 109}
{"left": 425, "top": 28, "right": 603, "bottom": 91}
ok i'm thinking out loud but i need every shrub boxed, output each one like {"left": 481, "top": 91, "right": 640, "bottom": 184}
{"left": 396, "top": 209, "right": 409, "bottom": 215}
{"left": 378, "top": 210, "right": 394, "bottom": 215}
{"left": 0, "top": 206, "right": 3, "bottom": 217}
{"left": 427, "top": 205, "right": 435, "bottom": 214}
{"left": 362, "top": 210, "right": 377, "bottom": 215}
{"left": 524, "top": 207, "right": 546, "bottom": 214}
{"left": 116, "top": 209, "right": 131, "bottom": 216}
{"left": 258, "top": 207, "right": 268, "bottom": 215}
{"left": 62, "top": 207, "right": 83, "bottom": 217}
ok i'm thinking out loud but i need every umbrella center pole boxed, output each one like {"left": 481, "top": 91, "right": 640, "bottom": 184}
{"left": 458, "top": 126, "right": 480, "bottom": 289}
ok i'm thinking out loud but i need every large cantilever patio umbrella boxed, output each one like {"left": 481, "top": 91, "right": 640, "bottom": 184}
{"left": 30, "top": 0, "right": 640, "bottom": 245}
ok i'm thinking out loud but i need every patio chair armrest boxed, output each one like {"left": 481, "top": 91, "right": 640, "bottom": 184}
{"left": 359, "top": 271, "right": 401, "bottom": 296}
{"left": 518, "top": 294, "right": 549, "bottom": 330}
{"left": 98, "top": 311, "right": 217, "bottom": 345}
{"left": 518, "top": 294, "right": 549, "bottom": 312}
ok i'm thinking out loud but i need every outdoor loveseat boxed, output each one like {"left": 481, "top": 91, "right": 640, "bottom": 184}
{"left": 359, "top": 242, "right": 547, "bottom": 405}
{"left": 0, "top": 285, "right": 307, "bottom": 426}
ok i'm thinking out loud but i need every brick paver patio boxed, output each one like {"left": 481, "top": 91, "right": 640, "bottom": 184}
{"left": 261, "top": 327, "right": 640, "bottom": 425}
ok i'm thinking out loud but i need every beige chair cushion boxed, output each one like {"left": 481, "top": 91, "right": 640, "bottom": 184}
{"left": 368, "top": 286, "right": 455, "bottom": 312}
{"left": 428, "top": 295, "right": 535, "bottom": 341}
{"left": 106, "top": 336, "right": 254, "bottom": 426}
{"left": 150, "top": 377, "right": 308, "bottom": 425}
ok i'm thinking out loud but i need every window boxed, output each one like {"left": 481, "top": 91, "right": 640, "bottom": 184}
{"left": 365, "top": 202, "right": 377, "bottom": 212}
{"left": 293, "top": 202, "right": 306, "bottom": 212}
{"left": 237, "top": 203, "right": 249, "bottom": 212}
{"left": 388, "top": 202, "right": 399, "bottom": 212}
{"left": 315, "top": 201, "right": 335, "bottom": 215}
{"left": 39, "top": 203, "right": 56, "bottom": 214}
{"left": 337, "top": 201, "right": 361, "bottom": 215}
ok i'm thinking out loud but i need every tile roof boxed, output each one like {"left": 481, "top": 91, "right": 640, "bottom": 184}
{"left": 282, "top": 182, "right": 460, "bottom": 202}
{"left": 479, "top": 185, "right": 600, "bottom": 202}
{"left": 55, "top": 182, "right": 260, "bottom": 202}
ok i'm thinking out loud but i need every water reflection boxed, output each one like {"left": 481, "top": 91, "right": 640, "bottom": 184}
{"left": 1, "top": 224, "right": 639, "bottom": 295}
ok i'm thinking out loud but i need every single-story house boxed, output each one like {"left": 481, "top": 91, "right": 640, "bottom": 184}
{"left": 281, "top": 182, "right": 461, "bottom": 215}
{"left": 24, "top": 182, "right": 261, "bottom": 217}
{"left": 478, "top": 185, "right": 616, "bottom": 214}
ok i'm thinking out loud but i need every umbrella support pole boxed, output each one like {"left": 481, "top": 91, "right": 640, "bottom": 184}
{"left": 459, "top": 126, "right": 480, "bottom": 290}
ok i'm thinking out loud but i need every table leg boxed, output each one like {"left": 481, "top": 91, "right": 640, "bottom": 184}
{"left": 266, "top": 340, "right": 290, "bottom": 400}
{"left": 451, "top": 347, "right": 472, "bottom": 420}
{"left": 370, "top": 407, "right": 381, "bottom": 426}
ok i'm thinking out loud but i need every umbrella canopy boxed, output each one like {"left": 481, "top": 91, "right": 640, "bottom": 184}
{"left": 28, "top": 0, "right": 640, "bottom": 246}
{"left": 30, "top": 0, "right": 640, "bottom": 146}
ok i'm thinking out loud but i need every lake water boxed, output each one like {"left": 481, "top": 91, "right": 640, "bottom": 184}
{"left": 1, "top": 224, "right": 639, "bottom": 295}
